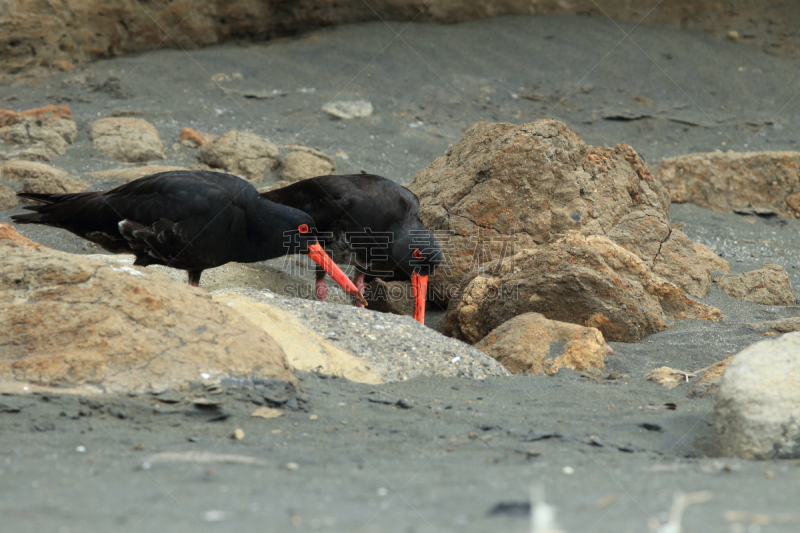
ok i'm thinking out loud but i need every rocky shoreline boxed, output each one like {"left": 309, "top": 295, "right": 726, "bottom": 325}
{"left": 2, "top": 15, "right": 800, "bottom": 532}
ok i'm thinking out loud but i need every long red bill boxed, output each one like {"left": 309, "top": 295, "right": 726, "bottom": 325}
{"left": 411, "top": 272, "right": 428, "bottom": 325}
{"left": 307, "top": 242, "right": 367, "bottom": 306}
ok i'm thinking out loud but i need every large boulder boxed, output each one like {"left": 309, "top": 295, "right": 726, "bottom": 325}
{"left": 441, "top": 231, "right": 722, "bottom": 344}
{"left": 198, "top": 130, "right": 280, "bottom": 182}
{"left": 715, "top": 264, "right": 796, "bottom": 306}
{"left": 213, "top": 292, "right": 382, "bottom": 384}
{"left": 0, "top": 104, "right": 77, "bottom": 155}
{"left": 714, "top": 332, "right": 800, "bottom": 459}
{"left": 0, "top": 224, "right": 293, "bottom": 393}
{"left": 88, "top": 117, "right": 165, "bottom": 162}
{"left": 656, "top": 151, "right": 800, "bottom": 218}
{"left": 0, "top": 160, "right": 88, "bottom": 194}
{"left": 408, "top": 120, "right": 722, "bottom": 304}
{"left": 474, "top": 312, "right": 611, "bottom": 375}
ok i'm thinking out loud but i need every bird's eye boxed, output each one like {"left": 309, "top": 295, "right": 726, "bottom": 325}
{"left": 298, "top": 224, "right": 309, "bottom": 233}
{"left": 413, "top": 249, "right": 423, "bottom": 259}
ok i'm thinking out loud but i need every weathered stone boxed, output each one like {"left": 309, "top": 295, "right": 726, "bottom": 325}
{"left": 0, "top": 104, "right": 73, "bottom": 127}
{"left": 364, "top": 279, "right": 415, "bottom": 317}
{"left": 178, "top": 127, "right": 209, "bottom": 148}
{"left": 0, "top": 105, "right": 77, "bottom": 155}
{"left": 213, "top": 292, "right": 382, "bottom": 384}
{"left": 645, "top": 366, "right": 694, "bottom": 389}
{"left": 88, "top": 117, "right": 165, "bottom": 162}
{"left": 0, "top": 160, "right": 88, "bottom": 194}
{"left": 0, "top": 183, "right": 18, "bottom": 209}
{"left": 408, "top": 120, "right": 721, "bottom": 304}
{"left": 280, "top": 146, "right": 335, "bottom": 183}
{"left": 87, "top": 165, "right": 188, "bottom": 183}
{"left": 651, "top": 229, "right": 713, "bottom": 298}
{"left": 2, "top": 145, "right": 51, "bottom": 162}
{"left": 198, "top": 130, "right": 279, "bottom": 182}
{"left": 0, "top": 225, "right": 294, "bottom": 393}
{"left": 716, "top": 264, "right": 796, "bottom": 306}
{"left": 441, "top": 232, "right": 722, "bottom": 344}
{"left": 693, "top": 241, "right": 730, "bottom": 274}
{"left": 322, "top": 100, "right": 374, "bottom": 119}
{"left": 744, "top": 317, "right": 800, "bottom": 334}
{"left": 689, "top": 355, "right": 734, "bottom": 398}
{"left": 714, "top": 333, "right": 800, "bottom": 459}
{"left": 657, "top": 151, "right": 800, "bottom": 218}
{"left": 474, "top": 312, "right": 611, "bottom": 375}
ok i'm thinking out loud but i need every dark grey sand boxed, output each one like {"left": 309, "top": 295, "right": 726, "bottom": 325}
{"left": 3, "top": 15, "right": 800, "bottom": 533}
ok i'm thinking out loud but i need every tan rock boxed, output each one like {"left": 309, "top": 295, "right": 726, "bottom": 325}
{"left": 645, "top": 366, "right": 695, "bottom": 389}
{"left": 280, "top": 146, "right": 335, "bottom": 182}
{"left": 0, "top": 160, "right": 88, "bottom": 194}
{"left": 87, "top": 165, "right": 188, "bottom": 183}
{"left": 408, "top": 120, "right": 718, "bottom": 303}
{"left": 198, "top": 130, "right": 279, "bottom": 182}
{"left": 2, "top": 145, "right": 51, "bottom": 162}
{"left": 322, "top": 100, "right": 374, "bottom": 119}
{"left": 652, "top": 229, "right": 713, "bottom": 298}
{"left": 0, "top": 224, "right": 294, "bottom": 393}
{"left": 689, "top": 355, "right": 734, "bottom": 398}
{"left": 656, "top": 151, "right": 800, "bottom": 218}
{"left": 89, "top": 117, "right": 165, "bottom": 162}
{"left": 0, "top": 183, "right": 18, "bottom": 209}
{"left": 178, "top": 127, "right": 207, "bottom": 147}
{"left": 0, "top": 105, "right": 77, "bottom": 155}
{"left": 0, "top": 104, "right": 73, "bottom": 127}
{"left": 693, "top": 241, "right": 730, "bottom": 273}
{"left": 474, "top": 313, "right": 611, "bottom": 375}
{"left": 442, "top": 232, "right": 723, "bottom": 344}
{"left": 716, "top": 264, "right": 796, "bottom": 306}
{"left": 213, "top": 292, "right": 382, "bottom": 384}
{"left": 744, "top": 317, "right": 800, "bottom": 334}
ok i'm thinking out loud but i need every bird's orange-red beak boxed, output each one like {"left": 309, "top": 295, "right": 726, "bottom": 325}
{"left": 307, "top": 242, "right": 367, "bottom": 306}
{"left": 411, "top": 272, "right": 428, "bottom": 325}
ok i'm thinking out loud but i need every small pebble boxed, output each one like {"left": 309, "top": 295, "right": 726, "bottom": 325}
{"left": 286, "top": 462, "right": 300, "bottom": 471}
{"left": 75, "top": 445, "right": 86, "bottom": 453}
{"left": 232, "top": 428, "right": 245, "bottom": 440}
{"left": 562, "top": 466, "right": 575, "bottom": 475}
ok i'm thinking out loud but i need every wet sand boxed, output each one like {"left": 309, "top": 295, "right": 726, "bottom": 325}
{"left": 2, "top": 15, "right": 800, "bottom": 532}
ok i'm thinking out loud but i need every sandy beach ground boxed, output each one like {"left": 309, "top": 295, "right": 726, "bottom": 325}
{"left": 2, "top": 15, "right": 800, "bottom": 532}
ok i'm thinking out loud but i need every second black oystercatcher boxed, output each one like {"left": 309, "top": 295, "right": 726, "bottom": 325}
{"left": 261, "top": 174, "right": 441, "bottom": 324}
{"left": 11, "top": 170, "right": 366, "bottom": 303}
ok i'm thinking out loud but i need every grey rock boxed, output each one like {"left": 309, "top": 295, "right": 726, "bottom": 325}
{"left": 322, "top": 100, "right": 374, "bottom": 119}
{"left": 715, "top": 264, "right": 796, "bottom": 306}
{"left": 714, "top": 332, "right": 800, "bottom": 459}
{"left": 88, "top": 117, "right": 165, "bottom": 162}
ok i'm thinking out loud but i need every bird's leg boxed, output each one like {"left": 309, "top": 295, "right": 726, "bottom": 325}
{"left": 353, "top": 271, "right": 365, "bottom": 308}
{"left": 314, "top": 267, "right": 328, "bottom": 302}
{"left": 187, "top": 270, "right": 202, "bottom": 287}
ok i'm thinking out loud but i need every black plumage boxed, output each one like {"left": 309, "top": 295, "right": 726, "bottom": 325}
{"left": 262, "top": 174, "right": 441, "bottom": 322}
{"left": 11, "top": 170, "right": 365, "bottom": 300}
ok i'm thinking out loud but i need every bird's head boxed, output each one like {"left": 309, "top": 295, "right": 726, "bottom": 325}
{"left": 390, "top": 226, "right": 442, "bottom": 278}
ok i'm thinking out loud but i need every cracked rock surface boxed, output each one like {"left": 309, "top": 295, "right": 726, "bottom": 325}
{"left": 409, "top": 120, "right": 726, "bottom": 306}
{"left": 0, "top": 224, "right": 293, "bottom": 392}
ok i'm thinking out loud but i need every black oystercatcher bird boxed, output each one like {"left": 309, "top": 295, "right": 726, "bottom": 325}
{"left": 11, "top": 170, "right": 366, "bottom": 303}
{"left": 261, "top": 174, "right": 441, "bottom": 324}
